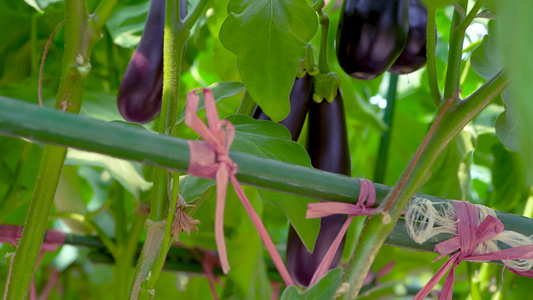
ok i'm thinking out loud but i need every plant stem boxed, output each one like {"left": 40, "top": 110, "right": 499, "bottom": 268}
{"left": 129, "top": 0, "right": 189, "bottom": 297}
{"left": 236, "top": 90, "right": 256, "bottom": 116}
{"left": 1, "top": 0, "right": 118, "bottom": 296}
{"left": 183, "top": 0, "right": 210, "bottom": 29}
{"left": 317, "top": 10, "right": 330, "bottom": 73}
{"left": 457, "top": 0, "right": 485, "bottom": 33}
{"left": 443, "top": 0, "right": 468, "bottom": 99}
{"left": 426, "top": 7, "right": 441, "bottom": 105}
{"left": 374, "top": 74, "right": 398, "bottom": 184}
{"left": 3, "top": 146, "right": 67, "bottom": 300}
{"left": 341, "top": 70, "right": 508, "bottom": 299}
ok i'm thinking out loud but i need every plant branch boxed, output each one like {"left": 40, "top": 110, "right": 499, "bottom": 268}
{"left": 129, "top": 0, "right": 189, "bottom": 298}
{"left": 457, "top": 0, "right": 485, "bottom": 33}
{"left": 374, "top": 74, "right": 398, "bottom": 184}
{"left": 443, "top": 0, "right": 468, "bottom": 99}
{"left": 183, "top": 0, "right": 210, "bottom": 29}
{"left": 92, "top": 0, "right": 120, "bottom": 30}
{"left": 1, "top": 0, "right": 106, "bottom": 297}
{"left": 426, "top": 7, "right": 441, "bottom": 105}
{"left": 340, "top": 70, "right": 508, "bottom": 299}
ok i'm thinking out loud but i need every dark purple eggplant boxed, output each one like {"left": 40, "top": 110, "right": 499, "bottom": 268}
{"left": 252, "top": 75, "right": 313, "bottom": 141}
{"left": 336, "top": 0, "right": 409, "bottom": 80}
{"left": 389, "top": 0, "right": 427, "bottom": 75}
{"left": 286, "top": 91, "right": 351, "bottom": 287}
{"left": 118, "top": 0, "right": 187, "bottom": 124}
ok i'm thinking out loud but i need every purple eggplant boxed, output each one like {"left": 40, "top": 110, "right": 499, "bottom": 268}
{"left": 336, "top": 0, "right": 409, "bottom": 80}
{"left": 286, "top": 90, "right": 351, "bottom": 287}
{"left": 389, "top": 0, "right": 427, "bottom": 75}
{"left": 252, "top": 75, "right": 313, "bottom": 141}
{"left": 118, "top": 0, "right": 187, "bottom": 124}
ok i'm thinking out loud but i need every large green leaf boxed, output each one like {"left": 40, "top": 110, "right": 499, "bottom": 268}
{"left": 219, "top": 0, "right": 318, "bottom": 121}
{"left": 281, "top": 268, "right": 342, "bottom": 300}
{"left": 497, "top": 1, "right": 533, "bottom": 185}
{"left": 176, "top": 81, "right": 245, "bottom": 124}
{"left": 495, "top": 89, "right": 521, "bottom": 152}
{"left": 64, "top": 148, "right": 151, "bottom": 198}
{"left": 227, "top": 115, "right": 320, "bottom": 252}
{"left": 471, "top": 23, "right": 504, "bottom": 80}
{"left": 179, "top": 115, "right": 320, "bottom": 252}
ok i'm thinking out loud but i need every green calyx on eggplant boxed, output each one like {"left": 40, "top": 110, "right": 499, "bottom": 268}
{"left": 286, "top": 89, "right": 351, "bottom": 287}
{"left": 118, "top": 0, "right": 187, "bottom": 124}
{"left": 389, "top": 0, "right": 427, "bottom": 75}
{"left": 252, "top": 75, "right": 313, "bottom": 141}
{"left": 336, "top": 0, "right": 409, "bottom": 80}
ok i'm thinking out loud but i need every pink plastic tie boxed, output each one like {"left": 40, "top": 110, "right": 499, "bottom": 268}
{"left": 305, "top": 179, "right": 376, "bottom": 286}
{"left": 414, "top": 201, "right": 533, "bottom": 300}
{"left": 185, "top": 88, "right": 295, "bottom": 286}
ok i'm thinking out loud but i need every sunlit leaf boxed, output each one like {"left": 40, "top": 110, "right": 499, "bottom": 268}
{"left": 219, "top": 0, "right": 318, "bottom": 121}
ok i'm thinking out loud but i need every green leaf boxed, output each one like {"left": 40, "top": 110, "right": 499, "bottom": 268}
{"left": 106, "top": 1, "right": 150, "bottom": 48}
{"left": 226, "top": 115, "right": 320, "bottom": 251}
{"left": 219, "top": 0, "right": 318, "bottom": 121}
{"left": 64, "top": 148, "right": 152, "bottom": 198}
{"left": 495, "top": 88, "right": 520, "bottom": 152}
{"left": 497, "top": 1, "right": 533, "bottom": 185}
{"left": 176, "top": 81, "right": 245, "bottom": 124}
{"left": 281, "top": 268, "right": 342, "bottom": 300}
{"left": 471, "top": 26, "right": 504, "bottom": 80}
{"left": 23, "top": 0, "right": 62, "bottom": 12}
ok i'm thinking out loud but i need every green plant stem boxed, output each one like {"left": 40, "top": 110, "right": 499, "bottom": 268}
{"left": 1, "top": 0, "right": 118, "bottom": 297}
{"left": 427, "top": 7, "right": 441, "bottom": 105}
{"left": 374, "top": 74, "right": 398, "bottom": 184}
{"left": 3, "top": 146, "right": 67, "bottom": 300}
{"left": 236, "top": 90, "right": 256, "bottom": 115}
{"left": 443, "top": 0, "right": 468, "bottom": 99}
{"left": 92, "top": 0, "right": 120, "bottom": 30}
{"left": 457, "top": 0, "right": 485, "bottom": 33}
{"left": 341, "top": 70, "right": 508, "bottom": 300}
{"left": 317, "top": 10, "right": 330, "bottom": 73}
{"left": 129, "top": 0, "right": 189, "bottom": 298}
{"left": 184, "top": 0, "right": 210, "bottom": 29}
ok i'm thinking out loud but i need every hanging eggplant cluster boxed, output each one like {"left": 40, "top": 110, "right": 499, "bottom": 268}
{"left": 117, "top": 0, "right": 187, "bottom": 124}
{"left": 336, "top": 0, "right": 427, "bottom": 79}
{"left": 253, "top": 75, "right": 351, "bottom": 287}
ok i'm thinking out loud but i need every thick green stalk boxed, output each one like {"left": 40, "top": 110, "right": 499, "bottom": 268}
{"left": 443, "top": 0, "right": 468, "bottom": 99}
{"left": 374, "top": 74, "right": 398, "bottom": 184}
{"left": 426, "top": 7, "right": 441, "bottom": 105}
{"left": 129, "top": 0, "right": 189, "bottom": 298}
{"left": 1, "top": 0, "right": 116, "bottom": 297}
{"left": 341, "top": 71, "right": 508, "bottom": 299}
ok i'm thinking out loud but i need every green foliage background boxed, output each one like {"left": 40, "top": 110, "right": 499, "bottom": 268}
{"left": 0, "top": 0, "right": 532, "bottom": 299}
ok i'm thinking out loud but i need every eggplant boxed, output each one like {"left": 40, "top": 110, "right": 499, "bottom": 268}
{"left": 336, "top": 0, "right": 409, "bottom": 80}
{"left": 389, "top": 0, "right": 427, "bottom": 75}
{"left": 252, "top": 75, "right": 313, "bottom": 141}
{"left": 286, "top": 90, "right": 351, "bottom": 287}
{"left": 118, "top": 0, "right": 187, "bottom": 124}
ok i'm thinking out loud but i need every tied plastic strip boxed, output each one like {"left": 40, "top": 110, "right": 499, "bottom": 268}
{"left": 185, "top": 88, "right": 295, "bottom": 286}
{"left": 305, "top": 179, "right": 376, "bottom": 286}
{"left": 408, "top": 200, "right": 533, "bottom": 300}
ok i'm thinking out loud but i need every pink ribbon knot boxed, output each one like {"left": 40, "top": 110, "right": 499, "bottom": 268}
{"left": 415, "top": 200, "right": 533, "bottom": 300}
{"left": 305, "top": 178, "right": 376, "bottom": 286}
{"left": 185, "top": 88, "right": 294, "bottom": 286}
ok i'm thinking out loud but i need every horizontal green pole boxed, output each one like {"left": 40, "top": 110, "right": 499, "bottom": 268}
{"left": 1, "top": 97, "right": 533, "bottom": 243}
